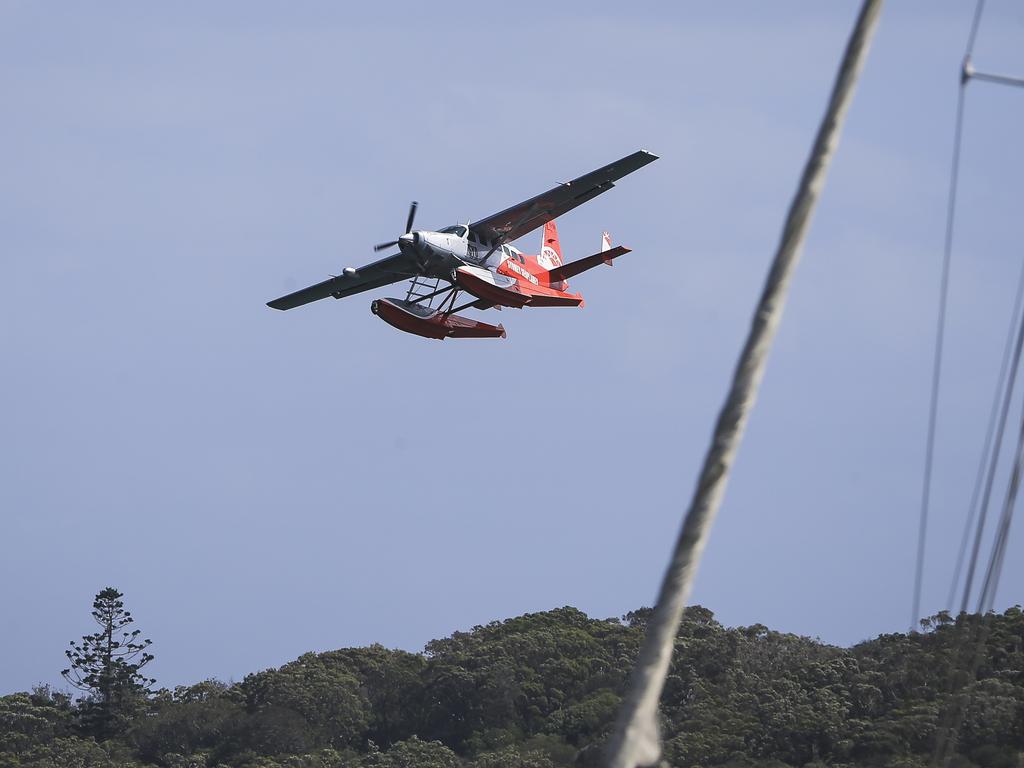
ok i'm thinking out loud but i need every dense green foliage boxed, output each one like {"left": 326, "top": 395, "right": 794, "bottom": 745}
{"left": 1, "top": 605, "right": 1021, "bottom": 767}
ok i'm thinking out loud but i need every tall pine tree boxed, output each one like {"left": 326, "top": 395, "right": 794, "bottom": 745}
{"left": 62, "top": 587, "right": 155, "bottom": 737}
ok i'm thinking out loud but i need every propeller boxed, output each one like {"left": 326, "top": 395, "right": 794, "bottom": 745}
{"left": 373, "top": 201, "right": 418, "bottom": 252}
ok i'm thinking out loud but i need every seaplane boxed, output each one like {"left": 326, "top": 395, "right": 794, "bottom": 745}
{"left": 266, "top": 150, "right": 658, "bottom": 339}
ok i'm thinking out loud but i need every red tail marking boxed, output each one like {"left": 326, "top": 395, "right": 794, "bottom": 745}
{"left": 541, "top": 220, "right": 563, "bottom": 268}
{"left": 541, "top": 220, "right": 567, "bottom": 289}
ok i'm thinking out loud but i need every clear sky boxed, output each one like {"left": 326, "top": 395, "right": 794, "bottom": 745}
{"left": 2, "top": 1, "right": 1022, "bottom": 695}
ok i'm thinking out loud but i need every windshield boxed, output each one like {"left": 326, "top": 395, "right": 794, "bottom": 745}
{"left": 438, "top": 225, "right": 467, "bottom": 237}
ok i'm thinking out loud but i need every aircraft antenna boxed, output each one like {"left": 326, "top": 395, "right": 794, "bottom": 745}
{"left": 602, "top": 3, "right": 883, "bottom": 767}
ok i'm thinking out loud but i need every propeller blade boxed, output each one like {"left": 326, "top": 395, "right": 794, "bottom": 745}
{"left": 405, "top": 201, "right": 418, "bottom": 234}
{"left": 373, "top": 240, "right": 400, "bottom": 252}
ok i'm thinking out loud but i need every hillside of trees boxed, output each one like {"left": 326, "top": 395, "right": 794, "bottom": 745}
{"left": 1, "top": 599, "right": 1022, "bottom": 768}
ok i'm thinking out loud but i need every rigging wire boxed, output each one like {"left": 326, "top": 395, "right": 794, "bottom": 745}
{"left": 976, "top": 373, "right": 1024, "bottom": 613}
{"left": 958, "top": 266, "right": 1024, "bottom": 614}
{"left": 978, "top": 441, "right": 1023, "bottom": 614}
{"left": 910, "top": 0, "right": 987, "bottom": 632}
{"left": 933, "top": 340, "right": 1024, "bottom": 768}
{"left": 964, "top": 0, "right": 986, "bottom": 58}
{"left": 602, "top": 3, "right": 884, "bottom": 766}
{"left": 965, "top": 69, "right": 1024, "bottom": 89}
{"left": 946, "top": 256, "right": 1024, "bottom": 609}
{"left": 933, "top": 302, "right": 1024, "bottom": 764}
{"left": 928, "top": 1, "right": 1024, "bottom": 761}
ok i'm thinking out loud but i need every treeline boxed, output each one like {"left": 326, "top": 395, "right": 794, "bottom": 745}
{"left": 1, "top": 603, "right": 1022, "bottom": 767}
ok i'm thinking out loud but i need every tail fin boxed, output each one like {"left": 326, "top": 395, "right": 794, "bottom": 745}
{"left": 601, "top": 231, "right": 614, "bottom": 265}
{"left": 540, "top": 220, "right": 564, "bottom": 269}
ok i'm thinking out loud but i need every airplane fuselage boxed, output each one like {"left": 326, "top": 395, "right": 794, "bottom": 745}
{"left": 399, "top": 225, "right": 562, "bottom": 292}
{"left": 398, "top": 226, "right": 515, "bottom": 271}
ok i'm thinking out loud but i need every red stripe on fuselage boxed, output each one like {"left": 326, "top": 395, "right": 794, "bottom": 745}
{"left": 499, "top": 252, "right": 582, "bottom": 304}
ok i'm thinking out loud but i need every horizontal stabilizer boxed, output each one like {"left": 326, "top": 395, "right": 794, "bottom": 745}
{"left": 547, "top": 245, "right": 630, "bottom": 283}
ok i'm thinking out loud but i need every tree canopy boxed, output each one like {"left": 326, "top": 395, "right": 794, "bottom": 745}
{"left": 1, "top": 604, "right": 1021, "bottom": 768}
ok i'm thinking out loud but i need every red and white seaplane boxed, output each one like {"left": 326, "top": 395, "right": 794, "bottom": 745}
{"left": 267, "top": 150, "right": 657, "bottom": 339}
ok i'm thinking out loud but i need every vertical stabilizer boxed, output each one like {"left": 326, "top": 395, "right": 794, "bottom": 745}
{"left": 540, "top": 220, "right": 564, "bottom": 269}
{"left": 540, "top": 220, "right": 567, "bottom": 289}
{"left": 602, "top": 231, "right": 615, "bottom": 265}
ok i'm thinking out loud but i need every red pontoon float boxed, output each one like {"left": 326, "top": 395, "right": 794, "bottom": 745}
{"left": 370, "top": 298, "right": 506, "bottom": 340}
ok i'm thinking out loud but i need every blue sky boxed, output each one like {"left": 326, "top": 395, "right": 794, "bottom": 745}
{"left": 2, "top": 1, "right": 1023, "bottom": 695}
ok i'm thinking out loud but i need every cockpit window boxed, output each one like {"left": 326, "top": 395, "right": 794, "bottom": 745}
{"left": 438, "top": 225, "right": 467, "bottom": 237}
